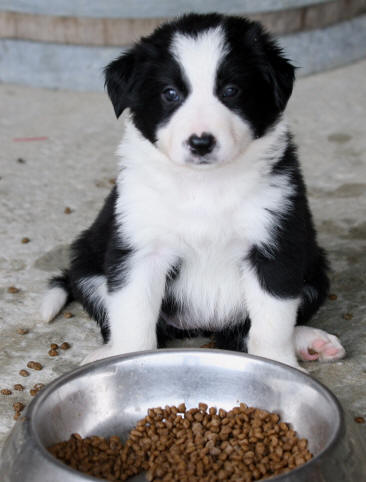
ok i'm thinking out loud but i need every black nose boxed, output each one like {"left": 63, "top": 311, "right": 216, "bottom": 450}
{"left": 188, "top": 133, "right": 216, "bottom": 156}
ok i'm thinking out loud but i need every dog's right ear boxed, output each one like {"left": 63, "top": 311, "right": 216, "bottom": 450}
{"left": 104, "top": 51, "right": 136, "bottom": 118}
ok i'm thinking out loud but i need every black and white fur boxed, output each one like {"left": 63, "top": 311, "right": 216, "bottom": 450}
{"left": 41, "top": 13, "right": 345, "bottom": 368}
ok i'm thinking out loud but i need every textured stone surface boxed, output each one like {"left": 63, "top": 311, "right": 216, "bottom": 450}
{"left": 1, "top": 59, "right": 366, "bottom": 451}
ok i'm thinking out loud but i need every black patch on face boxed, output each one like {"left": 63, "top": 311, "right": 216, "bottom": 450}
{"left": 131, "top": 55, "right": 189, "bottom": 143}
{"left": 216, "top": 17, "right": 295, "bottom": 138}
{"left": 104, "top": 14, "right": 225, "bottom": 143}
{"left": 104, "top": 13, "right": 295, "bottom": 142}
{"left": 105, "top": 43, "right": 188, "bottom": 143}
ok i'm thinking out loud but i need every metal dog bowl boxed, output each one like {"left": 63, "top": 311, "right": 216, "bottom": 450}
{"left": 1, "top": 349, "right": 366, "bottom": 481}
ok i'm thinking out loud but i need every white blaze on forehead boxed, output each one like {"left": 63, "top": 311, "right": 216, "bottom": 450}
{"left": 156, "top": 25, "right": 252, "bottom": 167}
{"left": 170, "top": 27, "right": 227, "bottom": 95}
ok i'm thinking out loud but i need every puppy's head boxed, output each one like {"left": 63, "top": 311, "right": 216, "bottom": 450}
{"left": 105, "top": 13, "right": 295, "bottom": 168}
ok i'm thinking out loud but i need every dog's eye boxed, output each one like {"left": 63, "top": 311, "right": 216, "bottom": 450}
{"left": 222, "top": 85, "right": 240, "bottom": 98}
{"left": 162, "top": 87, "right": 180, "bottom": 103}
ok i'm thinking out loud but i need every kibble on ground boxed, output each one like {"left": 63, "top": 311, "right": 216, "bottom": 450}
{"left": 16, "top": 328, "right": 29, "bottom": 335}
{"left": 27, "top": 361, "right": 43, "bottom": 370}
{"left": 48, "top": 403, "right": 312, "bottom": 481}
{"left": 1, "top": 389, "right": 12, "bottom": 395}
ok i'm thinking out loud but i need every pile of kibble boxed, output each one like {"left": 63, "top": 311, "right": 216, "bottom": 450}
{"left": 48, "top": 403, "right": 312, "bottom": 481}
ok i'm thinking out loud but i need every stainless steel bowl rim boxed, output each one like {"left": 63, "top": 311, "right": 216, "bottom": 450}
{"left": 27, "top": 349, "right": 345, "bottom": 481}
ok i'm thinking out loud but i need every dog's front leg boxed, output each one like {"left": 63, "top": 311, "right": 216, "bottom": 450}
{"left": 243, "top": 268, "right": 301, "bottom": 370}
{"left": 81, "top": 252, "right": 173, "bottom": 365}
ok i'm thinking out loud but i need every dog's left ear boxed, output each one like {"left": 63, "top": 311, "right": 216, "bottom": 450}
{"left": 104, "top": 50, "right": 136, "bottom": 118}
{"left": 263, "top": 42, "right": 296, "bottom": 113}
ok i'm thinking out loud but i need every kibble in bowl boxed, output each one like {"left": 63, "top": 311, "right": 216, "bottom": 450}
{"left": 1, "top": 350, "right": 362, "bottom": 482}
{"left": 48, "top": 403, "right": 313, "bottom": 481}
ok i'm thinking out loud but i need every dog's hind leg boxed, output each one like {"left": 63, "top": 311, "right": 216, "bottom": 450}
{"left": 73, "top": 274, "right": 110, "bottom": 341}
{"left": 41, "top": 272, "right": 110, "bottom": 342}
{"left": 40, "top": 271, "right": 72, "bottom": 323}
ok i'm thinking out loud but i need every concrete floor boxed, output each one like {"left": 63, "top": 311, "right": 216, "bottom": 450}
{"left": 1, "top": 59, "right": 366, "bottom": 451}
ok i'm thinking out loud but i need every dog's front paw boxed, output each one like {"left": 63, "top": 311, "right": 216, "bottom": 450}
{"left": 80, "top": 341, "right": 157, "bottom": 365}
{"left": 80, "top": 345, "right": 124, "bottom": 365}
{"left": 295, "top": 326, "right": 346, "bottom": 362}
{"left": 248, "top": 339, "right": 303, "bottom": 371}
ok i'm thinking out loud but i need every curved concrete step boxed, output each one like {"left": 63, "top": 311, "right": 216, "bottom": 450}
{"left": 1, "top": 0, "right": 365, "bottom": 45}
{"left": 0, "top": 0, "right": 340, "bottom": 18}
{"left": 0, "top": 1, "right": 366, "bottom": 91}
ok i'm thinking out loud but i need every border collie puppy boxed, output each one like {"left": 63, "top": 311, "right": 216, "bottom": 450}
{"left": 41, "top": 13, "right": 345, "bottom": 368}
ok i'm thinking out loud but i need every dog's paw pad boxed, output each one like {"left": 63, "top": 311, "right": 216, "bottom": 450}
{"left": 299, "top": 349, "right": 319, "bottom": 361}
{"left": 322, "top": 345, "right": 340, "bottom": 357}
{"left": 312, "top": 339, "right": 326, "bottom": 351}
{"left": 295, "top": 326, "right": 346, "bottom": 362}
{"left": 308, "top": 339, "right": 344, "bottom": 361}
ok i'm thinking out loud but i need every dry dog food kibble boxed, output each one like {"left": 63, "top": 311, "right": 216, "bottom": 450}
{"left": 27, "top": 361, "right": 43, "bottom": 370}
{"left": 1, "top": 389, "right": 12, "bottom": 395}
{"left": 13, "top": 402, "right": 25, "bottom": 412}
{"left": 19, "top": 370, "right": 29, "bottom": 377}
{"left": 33, "top": 383, "right": 45, "bottom": 391}
{"left": 30, "top": 383, "right": 45, "bottom": 397}
{"left": 8, "top": 286, "right": 20, "bottom": 294}
{"left": 14, "top": 384, "right": 24, "bottom": 391}
{"left": 200, "top": 339, "right": 216, "bottom": 349}
{"left": 48, "top": 349, "right": 59, "bottom": 357}
{"left": 16, "top": 328, "right": 29, "bottom": 335}
{"left": 50, "top": 343, "right": 58, "bottom": 350}
{"left": 13, "top": 401, "right": 26, "bottom": 421}
{"left": 60, "top": 342, "right": 71, "bottom": 350}
{"left": 354, "top": 416, "right": 365, "bottom": 424}
{"left": 48, "top": 403, "right": 312, "bottom": 481}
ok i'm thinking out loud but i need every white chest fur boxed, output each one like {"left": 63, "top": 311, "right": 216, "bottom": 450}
{"left": 115, "top": 120, "right": 292, "bottom": 329}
